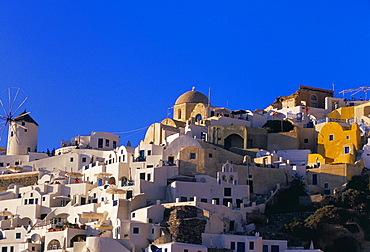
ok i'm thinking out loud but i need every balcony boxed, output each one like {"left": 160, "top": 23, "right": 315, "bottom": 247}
{"left": 162, "top": 160, "right": 177, "bottom": 166}
{"left": 133, "top": 156, "right": 146, "bottom": 162}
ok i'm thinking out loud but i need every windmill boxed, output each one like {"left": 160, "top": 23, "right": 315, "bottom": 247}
{"left": 0, "top": 88, "right": 38, "bottom": 155}
{"left": 0, "top": 87, "right": 29, "bottom": 142}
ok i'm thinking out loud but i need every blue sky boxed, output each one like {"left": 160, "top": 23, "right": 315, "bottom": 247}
{"left": 1, "top": 1, "right": 370, "bottom": 151}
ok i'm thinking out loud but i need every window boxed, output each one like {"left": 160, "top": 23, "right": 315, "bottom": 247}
{"left": 105, "top": 139, "right": 110, "bottom": 147}
{"left": 42, "top": 196, "right": 46, "bottom": 201}
{"left": 10, "top": 247, "right": 14, "bottom": 252}
{"left": 0, "top": 163, "right": 3, "bottom": 167}
{"left": 11, "top": 131, "right": 13, "bottom": 137}
{"left": 180, "top": 197, "right": 187, "bottom": 202}
{"left": 15, "top": 233, "right": 21, "bottom": 239}
{"left": 133, "top": 227, "right": 139, "bottom": 234}
{"left": 147, "top": 174, "right": 151, "bottom": 181}
{"left": 2, "top": 247, "right": 7, "bottom": 252}
{"left": 304, "top": 138, "right": 309, "bottom": 143}
{"left": 140, "top": 173, "right": 145, "bottom": 180}
{"left": 22, "top": 122, "right": 25, "bottom": 126}
{"left": 122, "top": 155, "right": 125, "bottom": 162}
{"left": 147, "top": 150, "right": 152, "bottom": 156}
{"left": 324, "top": 182, "right": 329, "bottom": 189}
{"left": 82, "top": 157, "right": 87, "bottom": 163}
{"left": 126, "top": 191, "right": 133, "bottom": 199}
{"left": 312, "top": 174, "right": 317, "bottom": 185}
{"left": 224, "top": 188, "right": 231, "bottom": 196}
{"left": 200, "top": 198, "right": 207, "bottom": 203}
{"left": 29, "top": 199, "right": 34, "bottom": 204}
{"left": 98, "top": 138, "right": 103, "bottom": 148}
{"left": 209, "top": 153, "right": 213, "bottom": 158}
{"left": 70, "top": 157, "right": 74, "bottom": 162}
{"left": 344, "top": 146, "right": 350, "bottom": 154}
{"left": 230, "top": 220, "right": 235, "bottom": 231}
{"left": 329, "top": 134, "right": 334, "bottom": 141}
{"left": 190, "top": 153, "right": 196, "bottom": 159}
{"left": 139, "top": 150, "right": 145, "bottom": 157}
{"left": 35, "top": 198, "right": 38, "bottom": 204}
{"left": 113, "top": 141, "right": 117, "bottom": 148}
{"left": 152, "top": 228, "right": 154, "bottom": 234}
{"left": 184, "top": 250, "right": 188, "bottom": 252}
{"left": 30, "top": 193, "right": 33, "bottom": 197}
{"left": 271, "top": 245, "right": 279, "bottom": 252}
{"left": 132, "top": 213, "right": 135, "bottom": 218}
{"left": 24, "top": 199, "right": 28, "bottom": 205}
{"left": 230, "top": 242, "right": 235, "bottom": 250}
{"left": 178, "top": 109, "right": 182, "bottom": 119}
{"left": 249, "top": 241, "right": 255, "bottom": 250}
{"left": 24, "top": 129, "right": 27, "bottom": 132}
{"left": 310, "top": 95, "right": 318, "bottom": 107}
{"left": 15, "top": 161, "right": 19, "bottom": 165}
{"left": 346, "top": 135, "right": 350, "bottom": 140}
{"left": 263, "top": 245, "right": 268, "bottom": 252}
{"left": 32, "top": 246, "right": 35, "bottom": 251}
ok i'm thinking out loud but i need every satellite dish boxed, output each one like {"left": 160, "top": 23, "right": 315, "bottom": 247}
{"left": 31, "top": 233, "right": 41, "bottom": 243}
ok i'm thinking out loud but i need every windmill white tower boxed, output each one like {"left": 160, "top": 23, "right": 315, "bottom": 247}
{"left": 0, "top": 88, "right": 39, "bottom": 155}
{"left": 7, "top": 110, "right": 39, "bottom": 155}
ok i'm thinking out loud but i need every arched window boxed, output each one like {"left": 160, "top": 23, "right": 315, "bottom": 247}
{"left": 195, "top": 114, "right": 202, "bottom": 122}
{"left": 48, "top": 239, "right": 61, "bottom": 250}
{"left": 310, "top": 95, "right": 318, "bottom": 107}
{"left": 178, "top": 109, "right": 182, "bottom": 119}
{"left": 222, "top": 175, "right": 226, "bottom": 182}
{"left": 108, "top": 177, "right": 116, "bottom": 185}
{"left": 229, "top": 175, "right": 234, "bottom": 183}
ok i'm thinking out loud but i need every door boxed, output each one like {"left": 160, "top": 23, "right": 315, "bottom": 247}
{"left": 237, "top": 242, "right": 245, "bottom": 252}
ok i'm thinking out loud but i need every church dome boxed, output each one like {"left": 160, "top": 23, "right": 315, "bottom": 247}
{"left": 175, "top": 90, "right": 209, "bottom": 105}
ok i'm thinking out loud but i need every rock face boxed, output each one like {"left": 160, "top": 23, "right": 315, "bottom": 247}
{"left": 0, "top": 172, "right": 40, "bottom": 191}
{"left": 167, "top": 206, "right": 207, "bottom": 244}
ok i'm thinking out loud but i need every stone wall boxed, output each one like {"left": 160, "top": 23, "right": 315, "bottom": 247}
{"left": 0, "top": 171, "right": 40, "bottom": 191}
{"left": 167, "top": 206, "right": 207, "bottom": 244}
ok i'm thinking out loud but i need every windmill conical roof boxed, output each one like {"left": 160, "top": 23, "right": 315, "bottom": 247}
{"left": 14, "top": 110, "right": 38, "bottom": 126}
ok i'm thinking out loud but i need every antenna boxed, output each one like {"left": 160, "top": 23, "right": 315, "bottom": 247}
{"left": 208, "top": 87, "right": 211, "bottom": 108}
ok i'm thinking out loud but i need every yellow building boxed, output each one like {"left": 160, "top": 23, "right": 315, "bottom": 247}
{"left": 328, "top": 100, "right": 370, "bottom": 125}
{"left": 306, "top": 162, "right": 363, "bottom": 195}
{"left": 311, "top": 122, "right": 360, "bottom": 164}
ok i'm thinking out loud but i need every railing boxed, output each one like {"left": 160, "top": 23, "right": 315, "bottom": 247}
{"left": 133, "top": 156, "right": 146, "bottom": 162}
{"left": 162, "top": 160, "right": 177, "bottom": 166}
{"left": 316, "top": 117, "right": 370, "bottom": 134}
{"left": 121, "top": 180, "right": 135, "bottom": 186}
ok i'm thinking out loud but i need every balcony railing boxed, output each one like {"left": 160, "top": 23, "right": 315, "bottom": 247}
{"left": 133, "top": 156, "right": 146, "bottom": 162}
